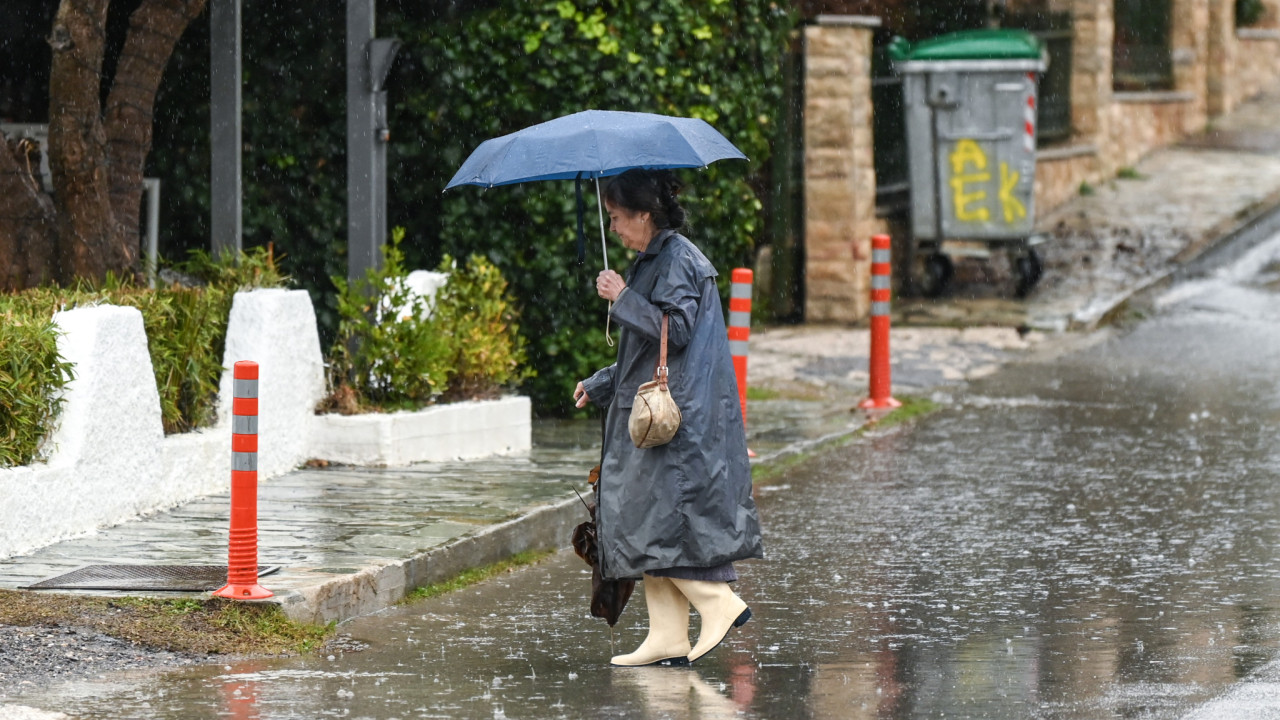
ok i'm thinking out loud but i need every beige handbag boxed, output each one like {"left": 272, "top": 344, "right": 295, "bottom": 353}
{"left": 628, "top": 315, "right": 682, "bottom": 448}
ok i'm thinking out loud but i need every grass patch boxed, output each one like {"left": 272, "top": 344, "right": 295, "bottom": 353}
{"left": 403, "top": 548, "right": 554, "bottom": 603}
{"left": 1116, "top": 166, "right": 1146, "bottom": 180}
{"left": 745, "top": 386, "right": 781, "bottom": 401}
{"left": 1078, "top": 181, "right": 1096, "bottom": 196}
{"left": 0, "top": 589, "right": 332, "bottom": 655}
{"left": 751, "top": 394, "right": 940, "bottom": 485}
{"left": 871, "top": 394, "right": 940, "bottom": 431}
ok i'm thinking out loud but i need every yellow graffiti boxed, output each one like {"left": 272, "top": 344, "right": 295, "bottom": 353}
{"left": 950, "top": 139, "right": 988, "bottom": 174}
{"left": 950, "top": 174, "right": 990, "bottom": 221}
{"left": 999, "top": 163, "right": 1025, "bottom": 223}
{"left": 949, "top": 139, "right": 990, "bottom": 222}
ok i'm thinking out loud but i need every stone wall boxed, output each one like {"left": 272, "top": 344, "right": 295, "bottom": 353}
{"left": 1233, "top": 31, "right": 1280, "bottom": 106}
{"left": 1207, "top": 0, "right": 1238, "bottom": 115}
{"left": 1034, "top": 147, "right": 1101, "bottom": 216}
{"left": 803, "top": 15, "right": 885, "bottom": 323}
{"left": 1104, "top": 95, "right": 1202, "bottom": 171}
{"left": 1171, "top": 0, "right": 1211, "bottom": 114}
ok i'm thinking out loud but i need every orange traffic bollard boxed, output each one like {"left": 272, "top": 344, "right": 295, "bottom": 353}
{"left": 215, "top": 361, "right": 273, "bottom": 600}
{"left": 728, "top": 269, "right": 756, "bottom": 457}
{"left": 859, "top": 236, "right": 902, "bottom": 410}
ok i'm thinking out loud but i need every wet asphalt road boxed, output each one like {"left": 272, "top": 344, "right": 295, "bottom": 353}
{"left": 9, "top": 237, "right": 1280, "bottom": 718}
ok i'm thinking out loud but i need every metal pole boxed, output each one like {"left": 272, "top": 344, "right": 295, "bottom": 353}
{"left": 144, "top": 178, "right": 160, "bottom": 288}
{"left": 347, "top": 0, "right": 380, "bottom": 284}
{"left": 210, "top": 0, "right": 242, "bottom": 258}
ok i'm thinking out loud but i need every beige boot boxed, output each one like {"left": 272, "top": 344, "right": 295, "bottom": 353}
{"left": 668, "top": 578, "right": 751, "bottom": 664}
{"left": 611, "top": 575, "right": 692, "bottom": 667}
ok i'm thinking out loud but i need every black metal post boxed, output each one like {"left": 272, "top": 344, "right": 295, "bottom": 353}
{"left": 346, "top": 0, "right": 396, "bottom": 285}
{"left": 210, "top": 0, "right": 242, "bottom": 258}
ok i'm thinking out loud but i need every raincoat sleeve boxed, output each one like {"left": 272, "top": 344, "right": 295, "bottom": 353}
{"left": 608, "top": 253, "right": 702, "bottom": 348}
{"left": 582, "top": 363, "right": 616, "bottom": 408}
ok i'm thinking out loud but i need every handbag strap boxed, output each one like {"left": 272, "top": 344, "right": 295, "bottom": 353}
{"left": 654, "top": 314, "right": 670, "bottom": 387}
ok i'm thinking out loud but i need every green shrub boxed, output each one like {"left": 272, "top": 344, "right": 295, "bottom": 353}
{"left": 105, "top": 283, "right": 230, "bottom": 434}
{"left": 0, "top": 304, "right": 75, "bottom": 467}
{"left": 328, "top": 231, "right": 457, "bottom": 411}
{"left": 325, "top": 231, "right": 531, "bottom": 412}
{"left": 173, "top": 244, "right": 290, "bottom": 291}
{"left": 107, "top": 246, "right": 289, "bottom": 434}
{"left": 433, "top": 254, "right": 533, "bottom": 402}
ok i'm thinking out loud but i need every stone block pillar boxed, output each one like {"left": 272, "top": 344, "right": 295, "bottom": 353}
{"left": 803, "top": 15, "right": 883, "bottom": 323}
{"left": 1171, "top": 0, "right": 1211, "bottom": 126}
{"left": 1207, "top": 0, "right": 1237, "bottom": 116}
{"left": 1070, "top": 0, "right": 1113, "bottom": 147}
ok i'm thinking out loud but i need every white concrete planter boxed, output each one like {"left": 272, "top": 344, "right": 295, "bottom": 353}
{"left": 0, "top": 289, "right": 326, "bottom": 559}
{"left": 0, "top": 286, "right": 534, "bottom": 559}
{"left": 310, "top": 395, "right": 531, "bottom": 467}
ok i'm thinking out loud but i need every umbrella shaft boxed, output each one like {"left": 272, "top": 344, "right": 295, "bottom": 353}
{"left": 596, "top": 178, "right": 609, "bottom": 273}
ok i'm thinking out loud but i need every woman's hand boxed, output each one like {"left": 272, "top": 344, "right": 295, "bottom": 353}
{"left": 573, "top": 381, "right": 591, "bottom": 409}
{"left": 596, "top": 270, "right": 626, "bottom": 302}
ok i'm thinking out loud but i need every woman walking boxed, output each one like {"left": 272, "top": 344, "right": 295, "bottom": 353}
{"left": 573, "top": 168, "right": 764, "bottom": 666}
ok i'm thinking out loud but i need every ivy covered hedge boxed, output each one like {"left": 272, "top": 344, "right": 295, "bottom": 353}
{"left": 148, "top": 0, "right": 795, "bottom": 414}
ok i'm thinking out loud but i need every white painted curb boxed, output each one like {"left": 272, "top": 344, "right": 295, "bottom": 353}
{"left": 311, "top": 396, "right": 532, "bottom": 466}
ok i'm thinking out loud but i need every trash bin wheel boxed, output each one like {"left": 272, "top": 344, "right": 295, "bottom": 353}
{"left": 916, "top": 252, "right": 954, "bottom": 298}
{"left": 1013, "top": 247, "right": 1044, "bottom": 298}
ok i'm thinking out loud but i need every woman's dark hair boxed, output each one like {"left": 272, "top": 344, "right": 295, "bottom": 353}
{"left": 603, "top": 169, "right": 688, "bottom": 230}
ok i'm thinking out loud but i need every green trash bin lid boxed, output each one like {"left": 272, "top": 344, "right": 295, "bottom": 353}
{"left": 888, "top": 29, "right": 1043, "bottom": 62}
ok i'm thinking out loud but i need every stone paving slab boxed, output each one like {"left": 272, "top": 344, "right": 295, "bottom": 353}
{"left": 0, "top": 422, "right": 601, "bottom": 623}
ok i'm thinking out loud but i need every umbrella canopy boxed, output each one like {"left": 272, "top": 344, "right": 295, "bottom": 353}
{"left": 444, "top": 110, "right": 747, "bottom": 190}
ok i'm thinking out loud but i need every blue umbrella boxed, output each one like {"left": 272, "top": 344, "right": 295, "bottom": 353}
{"left": 444, "top": 110, "right": 748, "bottom": 268}
{"left": 444, "top": 110, "right": 747, "bottom": 189}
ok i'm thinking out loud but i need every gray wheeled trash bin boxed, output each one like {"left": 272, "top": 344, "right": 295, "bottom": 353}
{"left": 890, "top": 30, "right": 1048, "bottom": 297}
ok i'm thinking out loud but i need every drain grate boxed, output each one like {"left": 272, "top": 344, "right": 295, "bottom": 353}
{"left": 23, "top": 565, "right": 280, "bottom": 592}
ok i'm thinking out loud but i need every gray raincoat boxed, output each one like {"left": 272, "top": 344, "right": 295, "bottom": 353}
{"left": 582, "top": 229, "right": 764, "bottom": 581}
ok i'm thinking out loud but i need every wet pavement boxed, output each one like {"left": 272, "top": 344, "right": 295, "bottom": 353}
{"left": 8, "top": 82, "right": 1280, "bottom": 720}
{"left": 7, "top": 221, "right": 1280, "bottom": 719}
